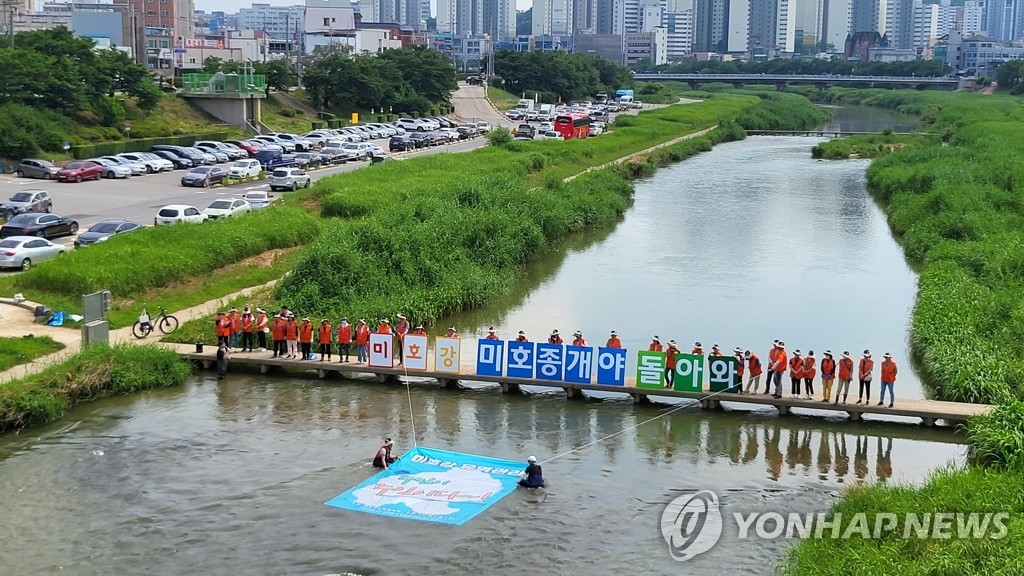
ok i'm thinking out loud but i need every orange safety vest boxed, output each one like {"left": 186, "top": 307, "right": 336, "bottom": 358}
{"left": 881, "top": 359, "right": 897, "bottom": 383}
{"left": 256, "top": 313, "right": 268, "bottom": 332}
{"left": 299, "top": 322, "right": 313, "bottom": 343}
{"left": 395, "top": 319, "right": 409, "bottom": 338}
{"left": 748, "top": 353, "right": 762, "bottom": 376}
{"left": 691, "top": 347, "right": 703, "bottom": 355}
{"left": 606, "top": 337, "right": 622, "bottom": 349}
{"left": 215, "top": 317, "right": 228, "bottom": 337}
{"left": 736, "top": 355, "right": 745, "bottom": 378}
{"left": 446, "top": 329, "right": 459, "bottom": 339}
{"left": 666, "top": 347, "right": 678, "bottom": 369}
{"left": 572, "top": 338, "right": 586, "bottom": 347}
{"left": 355, "top": 324, "right": 370, "bottom": 345}
{"left": 377, "top": 323, "right": 392, "bottom": 335}
{"left": 411, "top": 329, "right": 427, "bottom": 337}
{"left": 271, "top": 318, "right": 285, "bottom": 340}
{"left": 789, "top": 356, "right": 804, "bottom": 379}
{"left": 838, "top": 357, "right": 854, "bottom": 380}
{"left": 773, "top": 349, "right": 788, "bottom": 373}
{"left": 768, "top": 346, "right": 779, "bottom": 366}
{"left": 710, "top": 350, "right": 722, "bottom": 357}
{"left": 821, "top": 358, "right": 837, "bottom": 379}
{"left": 649, "top": 342, "right": 663, "bottom": 352}
{"left": 338, "top": 323, "right": 353, "bottom": 344}
{"left": 241, "top": 314, "right": 254, "bottom": 333}
{"left": 285, "top": 319, "right": 298, "bottom": 340}
{"left": 515, "top": 335, "right": 529, "bottom": 342}
{"left": 228, "top": 313, "right": 240, "bottom": 334}
{"left": 859, "top": 357, "right": 874, "bottom": 380}
{"left": 548, "top": 336, "right": 563, "bottom": 344}
{"left": 485, "top": 333, "right": 499, "bottom": 340}
{"left": 318, "top": 323, "right": 332, "bottom": 344}
{"left": 802, "top": 356, "right": 816, "bottom": 379}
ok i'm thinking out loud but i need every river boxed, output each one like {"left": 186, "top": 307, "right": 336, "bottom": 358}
{"left": 0, "top": 107, "right": 959, "bottom": 576}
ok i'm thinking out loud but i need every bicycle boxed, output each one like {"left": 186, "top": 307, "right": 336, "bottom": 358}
{"left": 131, "top": 305, "right": 179, "bottom": 339}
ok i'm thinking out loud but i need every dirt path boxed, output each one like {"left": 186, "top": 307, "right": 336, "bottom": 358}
{"left": 563, "top": 125, "right": 718, "bottom": 182}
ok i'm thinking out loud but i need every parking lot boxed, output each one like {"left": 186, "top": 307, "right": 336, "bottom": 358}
{"left": 0, "top": 134, "right": 488, "bottom": 250}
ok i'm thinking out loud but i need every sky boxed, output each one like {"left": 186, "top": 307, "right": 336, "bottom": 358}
{"left": 195, "top": 0, "right": 534, "bottom": 16}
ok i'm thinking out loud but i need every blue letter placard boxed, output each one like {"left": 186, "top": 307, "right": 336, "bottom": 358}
{"left": 596, "top": 347, "right": 627, "bottom": 386}
{"left": 506, "top": 340, "right": 535, "bottom": 379}
{"left": 535, "top": 343, "right": 564, "bottom": 381}
{"left": 476, "top": 339, "right": 505, "bottom": 377}
{"left": 564, "top": 346, "right": 594, "bottom": 384}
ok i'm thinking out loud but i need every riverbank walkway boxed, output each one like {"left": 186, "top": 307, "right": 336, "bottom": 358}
{"left": 745, "top": 130, "right": 922, "bottom": 137}
{"left": 175, "top": 347, "right": 990, "bottom": 428}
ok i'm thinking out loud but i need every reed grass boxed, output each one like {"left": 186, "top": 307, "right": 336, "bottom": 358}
{"left": 0, "top": 335, "right": 65, "bottom": 372}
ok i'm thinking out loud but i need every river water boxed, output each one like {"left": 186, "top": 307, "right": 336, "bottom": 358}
{"left": 0, "top": 107, "right": 959, "bottom": 576}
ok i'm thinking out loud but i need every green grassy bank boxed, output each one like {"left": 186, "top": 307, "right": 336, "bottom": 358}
{"left": 783, "top": 88, "right": 1024, "bottom": 574}
{"left": 811, "top": 132, "right": 939, "bottom": 159}
{"left": 0, "top": 335, "right": 65, "bottom": 372}
{"left": 0, "top": 344, "right": 190, "bottom": 432}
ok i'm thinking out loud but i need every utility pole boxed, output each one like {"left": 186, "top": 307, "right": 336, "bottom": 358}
{"left": 2, "top": 0, "right": 17, "bottom": 48}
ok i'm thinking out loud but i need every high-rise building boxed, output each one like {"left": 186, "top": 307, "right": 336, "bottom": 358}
{"left": 237, "top": 3, "right": 304, "bottom": 39}
{"left": 664, "top": 5, "right": 694, "bottom": 58}
{"left": 694, "top": 0, "right": 728, "bottom": 50}
{"left": 726, "top": 0, "right": 748, "bottom": 52}
{"left": 849, "top": 0, "right": 881, "bottom": 32}
{"left": 573, "top": 0, "right": 598, "bottom": 33}
{"left": 533, "top": 0, "right": 572, "bottom": 36}
{"left": 911, "top": 0, "right": 937, "bottom": 50}
{"left": 962, "top": 0, "right": 984, "bottom": 35}
{"left": 439, "top": 0, "right": 514, "bottom": 40}
{"left": 747, "top": 0, "right": 777, "bottom": 55}
{"left": 821, "top": 0, "right": 850, "bottom": 50}
{"left": 776, "top": 0, "right": 795, "bottom": 52}
{"left": 884, "top": 0, "right": 913, "bottom": 48}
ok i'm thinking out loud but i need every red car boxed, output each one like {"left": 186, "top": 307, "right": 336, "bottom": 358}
{"left": 57, "top": 161, "right": 103, "bottom": 183}
{"left": 225, "top": 140, "right": 260, "bottom": 157}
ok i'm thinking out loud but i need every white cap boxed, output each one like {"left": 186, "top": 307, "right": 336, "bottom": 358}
{"left": 527, "top": 455, "right": 537, "bottom": 462}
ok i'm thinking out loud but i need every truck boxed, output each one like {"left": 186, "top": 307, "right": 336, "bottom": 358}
{"left": 614, "top": 89, "right": 634, "bottom": 109}
{"left": 595, "top": 92, "right": 608, "bottom": 104}
{"left": 516, "top": 98, "right": 536, "bottom": 112}
{"left": 255, "top": 149, "right": 298, "bottom": 170}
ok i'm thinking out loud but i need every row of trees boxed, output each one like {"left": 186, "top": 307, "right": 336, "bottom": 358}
{"left": 995, "top": 60, "right": 1024, "bottom": 94}
{"left": 491, "top": 50, "right": 634, "bottom": 102}
{"left": 200, "top": 57, "right": 297, "bottom": 93}
{"left": 301, "top": 45, "right": 457, "bottom": 114}
{"left": 634, "top": 58, "right": 951, "bottom": 77}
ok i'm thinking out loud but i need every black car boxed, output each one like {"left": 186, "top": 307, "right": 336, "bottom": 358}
{"left": 0, "top": 212, "right": 78, "bottom": 239}
{"left": 390, "top": 135, "right": 416, "bottom": 152}
{"left": 408, "top": 133, "right": 431, "bottom": 148}
{"left": 293, "top": 152, "right": 323, "bottom": 170}
{"left": 424, "top": 131, "right": 447, "bottom": 146}
{"left": 151, "top": 149, "right": 194, "bottom": 169}
{"left": 152, "top": 145, "right": 207, "bottom": 166}
{"left": 456, "top": 126, "right": 478, "bottom": 140}
{"left": 318, "top": 146, "right": 347, "bottom": 164}
{"left": 180, "top": 166, "right": 228, "bottom": 187}
{"left": 74, "top": 219, "right": 142, "bottom": 247}
{"left": 435, "top": 117, "right": 455, "bottom": 129}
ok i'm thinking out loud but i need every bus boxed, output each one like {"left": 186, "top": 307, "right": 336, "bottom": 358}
{"left": 554, "top": 112, "right": 591, "bottom": 139}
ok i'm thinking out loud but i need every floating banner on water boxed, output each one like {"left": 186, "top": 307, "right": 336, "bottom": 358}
{"left": 325, "top": 446, "right": 524, "bottom": 525}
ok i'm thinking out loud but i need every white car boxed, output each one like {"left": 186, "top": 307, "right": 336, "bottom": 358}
{"left": 395, "top": 117, "right": 423, "bottom": 131}
{"left": 100, "top": 155, "right": 145, "bottom": 176}
{"left": 366, "top": 143, "right": 386, "bottom": 157}
{"left": 473, "top": 121, "right": 492, "bottom": 132}
{"left": 342, "top": 142, "right": 375, "bottom": 160}
{"left": 269, "top": 133, "right": 314, "bottom": 152}
{"left": 117, "top": 153, "right": 162, "bottom": 173}
{"left": 437, "top": 128, "right": 460, "bottom": 142}
{"left": 229, "top": 159, "right": 262, "bottom": 179}
{"left": 242, "top": 190, "right": 274, "bottom": 210}
{"left": 505, "top": 109, "right": 525, "bottom": 120}
{"left": 120, "top": 152, "right": 173, "bottom": 172}
{"left": 538, "top": 122, "right": 555, "bottom": 132}
{"left": 154, "top": 204, "right": 208, "bottom": 226}
{"left": 89, "top": 158, "right": 132, "bottom": 179}
{"left": 538, "top": 131, "right": 565, "bottom": 141}
{"left": 269, "top": 168, "right": 312, "bottom": 191}
{"left": 203, "top": 198, "right": 251, "bottom": 220}
{"left": 254, "top": 135, "right": 295, "bottom": 152}
{"left": 0, "top": 236, "right": 65, "bottom": 270}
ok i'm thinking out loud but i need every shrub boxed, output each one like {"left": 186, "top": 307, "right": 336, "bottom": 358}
{"left": 69, "top": 131, "right": 237, "bottom": 159}
{"left": 486, "top": 126, "right": 513, "bottom": 146}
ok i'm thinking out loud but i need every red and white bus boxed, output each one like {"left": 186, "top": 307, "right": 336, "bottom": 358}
{"left": 554, "top": 112, "right": 591, "bottom": 139}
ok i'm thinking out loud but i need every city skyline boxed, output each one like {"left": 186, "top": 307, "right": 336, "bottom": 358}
{"left": 194, "top": 0, "right": 534, "bottom": 16}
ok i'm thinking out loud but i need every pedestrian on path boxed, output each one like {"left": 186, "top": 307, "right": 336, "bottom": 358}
{"left": 878, "top": 353, "right": 897, "bottom": 408}
{"left": 856, "top": 350, "right": 874, "bottom": 405}
{"left": 215, "top": 312, "right": 229, "bottom": 348}
{"left": 356, "top": 319, "right": 370, "bottom": 363}
{"left": 337, "top": 317, "right": 352, "bottom": 362}
{"left": 270, "top": 314, "right": 284, "bottom": 357}
{"left": 216, "top": 341, "right": 229, "bottom": 380}
{"left": 802, "top": 350, "right": 816, "bottom": 400}
{"left": 255, "top": 308, "right": 268, "bottom": 352}
{"left": 820, "top": 350, "right": 836, "bottom": 403}
{"left": 771, "top": 342, "right": 787, "bottom": 398}
{"left": 318, "top": 319, "right": 333, "bottom": 361}
{"left": 744, "top": 349, "right": 762, "bottom": 394}
{"left": 835, "top": 351, "right": 854, "bottom": 404}
{"left": 789, "top": 349, "right": 804, "bottom": 397}
{"left": 733, "top": 347, "right": 745, "bottom": 391}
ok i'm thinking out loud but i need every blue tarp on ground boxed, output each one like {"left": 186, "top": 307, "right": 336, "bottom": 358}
{"left": 325, "top": 446, "right": 525, "bottom": 525}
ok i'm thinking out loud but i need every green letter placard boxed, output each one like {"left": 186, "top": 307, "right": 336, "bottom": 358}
{"left": 673, "top": 354, "right": 704, "bottom": 392}
{"left": 636, "top": 351, "right": 666, "bottom": 389}
{"left": 708, "top": 355, "right": 741, "bottom": 393}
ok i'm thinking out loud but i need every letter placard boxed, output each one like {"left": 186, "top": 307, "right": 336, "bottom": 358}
{"left": 709, "top": 355, "right": 741, "bottom": 393}
{"left": 506, "top": 341, "right": 535, "bottom": 379}
{"left": 369, "top": 333, "right": 393, "bottom": 368}
{"left": 596, "top": 347, "right": 627, "bottom": 386}
{"left": 564, "top": 346, "right": 594, "bottom": 384}
{"left": 435, "top": 337, "right": 461, "bottom": 373}
{"left": 402, "top": 335, "right": 428, "bottom": 370}
{"left": 673, "top": 354, "right": 704, "bottom": 392}
{"left": 476, "top": 339, "right": 505, "bottom": 377}
{"left": 535, "top": 343, "right": 564, "bottom": 381}
{"left": 636, "top": 351, "right": 666, "bottom": 389}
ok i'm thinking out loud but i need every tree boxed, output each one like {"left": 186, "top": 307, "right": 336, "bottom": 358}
{"left": 995, "top": 60, "right": 1024, "bottom": 88}
{"left": 202, "top": 56, "right": 223, "bottom": 74}
{"left": 255, "top": 59, "right": 297, "bottom": 91}
{"left": 378, "top": 46, "right": 457, "bottom": 102}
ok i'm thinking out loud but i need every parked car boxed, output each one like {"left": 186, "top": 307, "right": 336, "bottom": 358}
{"left": 195, "top": 141, "right": 244, "bottom": 161}
{"left": 317, "top": 145, "right": 349, "bottom": 164}
{"left": 220, "top": 142, "right": 249, "bottom": 158}
{"left": 293, "top": 152, "right": 323, "bottom": 170}
{"left": 117, "top": 152, "right": 165, "bottom": 173}
{"left": 538, "top": 130, "right": 565, "bottom": 141}
{"left": 340, "top": 128, "right": 366, "bottom": 142}
{"left": 56, "top": 161, "right": 103, "bottom": 183}
{"left": 137, "top": 152, "right": 175, "bottom": 172}
{"left": 538, "top": 121, "right": 555, "bottom": 133}
{"left": 407, "top": 132, "right": 432, "bottom": 148}
{"left": 395, "top": 117, "right": 428, "bottom": 131}
{"left": 242, "top": 190, "right": 274, "bottom": 210}
{"left": 255, "top": 148, "right": 298, "bottom": 170}
{"left": 0, "top": 212, "right": 78, "bottom": 239}
{"left": 100, "top": 155, "right": 146, "bottom": 176}
{"left": 342, "top": 142, "right": 375, "bottom": 159}
{"left": 269, "top": 167, "right": 311, "bottom": 191}
{"left": 0, "top": 236, "right": 65, "bottom": 270}
{"left": 228, "top": 159, "right": 263, "bottom": 179}
{"left": 254, "top": 135, "right": 295, "bottom": 152}
{"left": 1, "top": 190, "right": 51, "bottom": 217}
{"left": 15, "top": 159, "right": 59, "bottom": 180}
{"left": 152, "top": 145, "right": 207, "bottom": 166}
{"left": 390, "top": 135, "right": 416, "bottom": 152}
{"left": 514, "top": 124, "right": 536, "bottom": 140}
{"left": 505, "top": 109, "right": 525, "bottom": 120}
{"left": 74, "top": 219, "right": 142, "bottom": 247}
{"left": 224, "top": 140, "right": 260, "bottom": 156}
{"left": 366, "top": 143, "right": 386, "bottom": 157}
{"left": 180, "top": 166, "right": 228, "bottom": 187}
{"left": 437, "top": 128, "right": 460, "bottom": 142}
{"left": 88, "top": 158, "right": 133, "bottom": 179}
{"left": 150, "top": 149, "right": 194, "bottom": 169}
{"left": 423, "top": 132, "right": 447, "bottom": 146}
{"left": 154, "top": 205, "right": 208, "bottom": 226}
{"left": 435, "top": 117, "right": 455, "bottom": 129}
{"left": 203, "top": 198, "right": 251, "bottom": 219}
{"left": 303, "top": 131, "right": 335, "bottom": 147}
{"left": 187, "top": 147, "right": 219, "bottom": 164}
{"left": 456, "top": 126, "right": 478, "bottom": 140}
{"left": 268, "top": 133, "right": 314, "bottom": 151}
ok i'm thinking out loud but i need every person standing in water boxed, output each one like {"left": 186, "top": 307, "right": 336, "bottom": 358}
{"left": 216, "top": 341, "right": 229, "bottom": 380}
{"left": 518, "top": 456, "right": 545, "bottom": 488}
{"left": 373, "top": 438, "right": 396, "bottom": 470}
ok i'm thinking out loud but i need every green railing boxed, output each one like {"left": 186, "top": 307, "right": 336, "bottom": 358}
{"left": 181, "top": 73, "right": 267, "bottom": 96}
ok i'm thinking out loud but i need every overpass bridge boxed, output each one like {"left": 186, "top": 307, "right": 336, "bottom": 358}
{"left": 633, "top": 73, "right": 968, "bottom": 91}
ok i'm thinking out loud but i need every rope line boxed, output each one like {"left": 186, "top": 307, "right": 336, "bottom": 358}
{"left": 401, "top": 340, "right": 418, "bottom": 447}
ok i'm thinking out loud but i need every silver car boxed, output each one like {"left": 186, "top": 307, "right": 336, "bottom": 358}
{"left": 0, "top": 236, "right": 65, "bottom": 270}
{"left": 89, "top": 158, "right": 132, "bottom": 179}
{"left": 100, "top": 155, "right": 145, "bottom": 176}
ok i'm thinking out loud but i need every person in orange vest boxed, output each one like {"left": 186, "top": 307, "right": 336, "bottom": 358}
{"left": 789, "top": 349, "right": 804, "bottom": 397}
{"left": 445, "top": 326, "right": 459, "bottom": 338}
{"left": 318, "top": 319, "right": 333, "bottom": 361}
{"left": 856, "top": 350, "right": 874, "bottom": 405}
{"left": 214, "top": 312, "right": 228, "bottom": 347}
{"left": 395, "top": 314, "right": 410, "bottom": 365}
{"left": 227, "top": 308, "right": 241, "bottom": 351}
{"left": 733, "top": 347, "right": 745, "bottom": 391}
{"left": 411, "top": 324, "right": 428, "bottom": 337}
{"left": 285, "top": 313, "right": 299, "bottom": 359}
{"left": 373, "top": 438, "right": 396, "bottom": 470}
{"left": 255, "top": 308, "right": 269, "bottom": 352}
{"left": 802, "top": 350, "right": 817, "bottom": 400}
{"left": 355, "top": 319, "right": 370, "bottom": 363}
{"left": 377, "top": 318, "right": 392, "bottom": 334}
{"left": 820, "top": 350, "right": 837, "bottom": 403}
{"left": 571, "top": 331, "right": 586, "bottom": 347}
{"left": 606, "top": 330, "right": 622, "bottom": 349}
{"left": 765, "top": 340, "right": 780, "bottom": 395}
{"left": 240, "top": 307, "right": 255, "bottom": 353}
{"left": 514, "top": 330, "right": 528, "bottom": 342}
{"left": 299, "top": 317, "right": 314, "bottom": 360}
{"left": 691, "top": 341, "right": 704, "bottom": 355}
{"left": 709, "top": 344, "right": 723, "bottom": 357}
{"left": 337, "top": 317, "right": 353, "bottom": 362}
{"left": 485, "top": 327, "right": 499, "bottom": 340}
{"left": 836, "top": 351, "right": 854, "bottom": 404}
{"left": 664, "top": 340, "right": 680, "bottom": 388}
{"left": 878, "top": 352, "right": 897, "bottom": 408}
{"left": 744, "top": 349, "right": 763, "bottom": 394}
{"left": 770, "top": 342, "right": 788, "bottom": 398}
{"left": 649, "top": 336, "right": 663, "bottom": 352}
{"left": 271, "top": 313, "right": 286, "bottom": 358}
{"left": 548, "top": 330, "right": 563, "bottom": 345}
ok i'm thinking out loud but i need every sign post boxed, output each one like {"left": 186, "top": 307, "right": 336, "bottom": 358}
{"left": 123, "top": 120, "right": 131, "bottom": 140}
